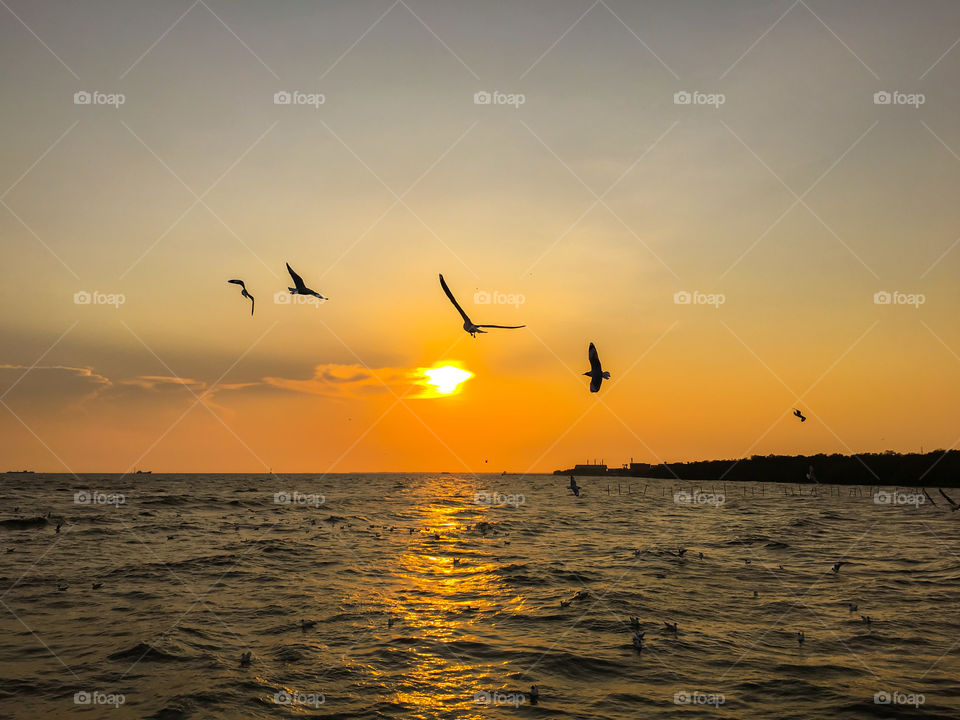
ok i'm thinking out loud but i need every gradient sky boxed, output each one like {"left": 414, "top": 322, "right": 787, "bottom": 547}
{"left": 2, "top": 0, "right": 960, "bottom": 473}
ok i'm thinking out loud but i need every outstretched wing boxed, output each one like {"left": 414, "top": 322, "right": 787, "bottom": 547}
{"left": 588, "top": 343, "right": 602, "bottom": 374}
{"left": 476, "top": 324, "right": 525, "bottom": 329}
{"left": 286, "top": 263, "right": 307, "bottom": 291}
{"left": 228, "top": 279, "right": 246, "bottom": 289}
{"left": 439, "top": 274, "right": 471, "bottom": 323}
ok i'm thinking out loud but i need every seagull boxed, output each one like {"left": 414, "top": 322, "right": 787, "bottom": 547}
{"left": 584, "top": 343, "right": 610, "bottom": 393}
{"left": 793, "top": 409, "right": 806, "bottom": 422}
{"left": 676, "top": 548, "right": 688, "bottom": 558}
{"left": 664, "top": 621, "right": 678, "bottom": 633}
{"left": 227, "top": 279, "right": 254, "bottom": 315}
{"left": 239, "top": 651, "right": 251, "bottom": 667}
{"left": 938, "top": 488, "right": 960, "bottom": 511}
{"left": 629, "top": 617, "right": 640, "bottom": 629}
{"left": 530, "top": 685, "right": 539, "bottom": 704}
{"left": 832, "top": 561, "right": 849, "bottom": 573}
{"left": 632, "top": 631, "right": 644, "bottom": 650}
{"left": 560, "top": 599, "right": 570, "bottom": 608}
{"left": 57, "top": 584, "right": 68, "bottom": 592}
{"left": 438, "top": 274, "right": 524, "bottom": 337}
{"left": 569, "top": 476, "right": 580, "bottom": 497}
{"left": 848, "top": 603, "right": 858, "bottom": 612}
{"left": 861, "top": 615, "right": 871, "bottom": 625}
{"left": 796, "top": 631, "right": 805, "bottom": 646}
{"left": 92, "top": 582, "right": 103, "bottom": 590}
{"left": 301, "top": 619, "right": 317, "bottom": 630}
{"left": 286, "top": 263, "right": 327, "bottom": 301}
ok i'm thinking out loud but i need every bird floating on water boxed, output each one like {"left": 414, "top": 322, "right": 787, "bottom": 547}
{"left": 569, "top": 476, "right": 580, "bottom": 497}
{"left": 664, "top": 621, "right": 678, "bottom": 633}
{"left": 632, "top": 631, "right": 644, "bottom": 650}
{"left": 239, "top": 651, "right": 251, "bottom": 667}
{"left": 861, "top": 615, "right": 872, "bottom": 625}
{"left": 796, "top": 631, "right": 805, "bottom": 646}
{"left": 583, "top": 342, "right": 610, "bottom": 393}
{"left": 92, "top": 582, "right": 102, "bottom": 590}
{"left": 438, "top": 274, "right": 524, "bottom": 338}
{"left": 832, "top": 561, "right": 848, "bottom": 573}
{"left": 849, "top": 603, "right": 858, "bottom": 612}
{"left": 286, "top": 262, "right": 327, "bottom": 301}
{"left": 227, "top": 279, "right": 254, "bottom": 315}
{"left": 301, "top": 619, "right": 317, "bottom": 630}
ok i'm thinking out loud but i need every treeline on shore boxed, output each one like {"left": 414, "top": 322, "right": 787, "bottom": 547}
{"left": 556, "top": 451, "right": 960, "bottom": 487}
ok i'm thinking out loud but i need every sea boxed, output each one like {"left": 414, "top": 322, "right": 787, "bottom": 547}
{"left": 0, "top": 473, "right": 957, "bottom": 719}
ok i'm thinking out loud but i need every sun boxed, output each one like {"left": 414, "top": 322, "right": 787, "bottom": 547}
{"left": 422, "top": 365, "right": 473, "bottom": 395}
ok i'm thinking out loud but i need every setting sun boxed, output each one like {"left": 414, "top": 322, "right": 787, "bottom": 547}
{"left": 422, "top": 366, "right": 473, "bottom": 395}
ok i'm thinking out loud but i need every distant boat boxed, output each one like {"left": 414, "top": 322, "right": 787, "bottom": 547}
{"left": 5, "top": 470, "right": 35, "bottom": 474}
{"left": 134, "top": 470, "right": 152, "bottom": 475}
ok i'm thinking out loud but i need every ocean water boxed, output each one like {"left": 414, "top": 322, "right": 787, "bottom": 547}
{"left": 0, "top": 473, "right": 958, "bottom": 719}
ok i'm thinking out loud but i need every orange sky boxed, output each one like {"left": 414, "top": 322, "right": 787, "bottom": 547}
{"left": 1, "top": 1, "right": 959, "bottom": 473}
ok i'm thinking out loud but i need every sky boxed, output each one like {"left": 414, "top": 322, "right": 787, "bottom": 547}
{"left": 1, "top": 0, "right": 960, "bottom": 473}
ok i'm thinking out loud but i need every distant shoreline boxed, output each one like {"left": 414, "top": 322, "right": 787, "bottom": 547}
{"left": 555, "top": 450, "right": 960, "bottom": 488}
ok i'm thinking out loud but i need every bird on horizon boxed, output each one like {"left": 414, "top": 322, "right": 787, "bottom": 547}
{"left": 793, "top": 409, "right": 806, "bottom": 422}
{"left": 832, "top": 561, "right": 849, "bottom": 573}
{"left": 286, "top": 263, "right": 327, "bottom": 301}
{"left": 584, "top": 342, "right": 610, "bottom": 393}
{"left": 938, "top": 488, "right": 960, "bottom": 511}
{"left": 438, "top": 274, "right": 524, "bottom": 337}
{"left": 227, "top": 279, "right": 254, "bottom": 315}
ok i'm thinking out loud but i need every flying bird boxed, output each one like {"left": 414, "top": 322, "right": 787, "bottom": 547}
{"left": 584, "top": 343, "right": 610, "bottom": 393}
{"left": 227, "top": 279, "right": 254, "bottom": 315}
{"left": 938, "top": 488, "right": 960, "bottom": 511}
{"left": 438, "top": 274, "right": 525, "bottom": 337}
{"left": 793, "top": 409, "right": 806, "bottom": 422}
{"left": 832, "top": 561, "right": 849, "bottom": 573}
{"left": 286, "top": 263, "right": 327, "bottom": 301}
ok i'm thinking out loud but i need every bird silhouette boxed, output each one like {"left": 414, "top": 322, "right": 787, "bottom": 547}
{"left": 584, "top": 343, "right": 610, "bottom": 393}
{"left": 438, "top": 274, "right": 524, "bottom": 337}
{"left": 793, "top": 409, "right": 806, "bottom": 422}
{"left": 227, "top": 279, "right": 254, "bottom": 315}
{"left": 286, "top": 263, "right": 327, "bottom": 301}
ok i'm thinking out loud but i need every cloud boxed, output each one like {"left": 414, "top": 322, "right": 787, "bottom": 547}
{"left": 263, "top": 363, "right": 417, "bottom": 398}
{"left": 0, "top": 364, "right": 112, "bottom": 405}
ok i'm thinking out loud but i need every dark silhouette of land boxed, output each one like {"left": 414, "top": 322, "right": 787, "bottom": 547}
{"left": 555, "top": 450, "right": 960, "bottom": 487}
